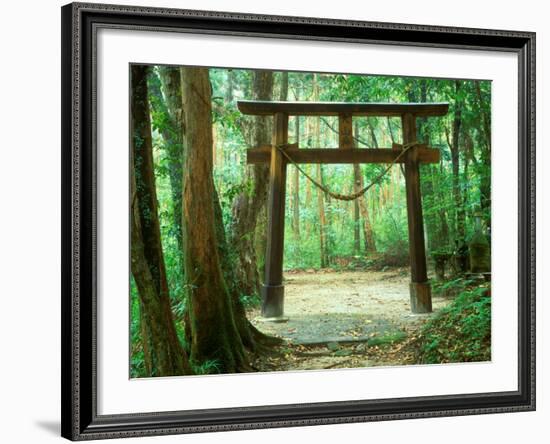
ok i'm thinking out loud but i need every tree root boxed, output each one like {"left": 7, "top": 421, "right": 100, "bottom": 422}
{"left": 236, "top": 360, "right": 257, "bottom": 373}
{"left": 249, "top": 322, "right": 284, "bottom": 346}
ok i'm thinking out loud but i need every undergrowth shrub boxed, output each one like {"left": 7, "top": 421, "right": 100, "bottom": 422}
{"left": 416, "top": 286, "right": 491, "bottom": 364}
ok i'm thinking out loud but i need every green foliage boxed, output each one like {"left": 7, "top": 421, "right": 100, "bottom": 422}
{"left": 432, "top": 276, "right": 478, "bottom": 298}
{"left": 131, "top": 65, "right": 493, "bottom": 376}
{"left": 191, "top": 359, "right": 222, "bottom": 375}
{"left": 416, "top": 285, "right": 491, "bottom": 364}
{"left": 239, "top": 293, "right": 260, "bottom": 309}
{"left": 207, "top": 69, "right": 492, "bottom": 272}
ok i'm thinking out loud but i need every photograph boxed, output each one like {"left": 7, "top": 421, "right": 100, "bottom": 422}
{"left": 129, "top": 64, "right": 492, "bottom": 378}
{"left": 0, "top": 0, "right": 543, "bottom": 442}
{"left": 58, "top": 2, "right": 536, "bottom": 439}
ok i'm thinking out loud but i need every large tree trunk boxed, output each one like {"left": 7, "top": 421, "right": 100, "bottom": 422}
{"left": 138, "top": 303, "right": 153, "bottom": 375}
{"left": 230, "top": 71, "right": 274, "bottom": 298}
{"left": 180, "top": 67, "right": 249, "bottom": 372}
{"left": 130, "top": 65, "right": 190, "bottom": 377}
{"left": 215, "top": 184, "right": 280, "bottom": 353}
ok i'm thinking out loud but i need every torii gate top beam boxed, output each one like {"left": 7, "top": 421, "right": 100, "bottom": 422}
{"left": 237, "top": 100, "right": 449, "bottom": 117}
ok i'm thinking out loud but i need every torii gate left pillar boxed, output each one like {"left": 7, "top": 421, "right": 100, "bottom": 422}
{"left": 262, "top": 111, "right": 289, "bottom": 318}
{"left": 238, "top": 100, "right": 449, "bottom": 319}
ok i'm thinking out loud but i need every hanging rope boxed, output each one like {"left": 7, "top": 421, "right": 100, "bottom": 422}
{"left": 275, "top": 141, "right": 420, "bottom": 202}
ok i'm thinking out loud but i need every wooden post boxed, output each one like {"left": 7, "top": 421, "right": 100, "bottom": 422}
{"left": 402, "top": 113, "right": 432, "bottom": 313}
{"left": 261, "top": 112, "right": 289, "bottom": 318}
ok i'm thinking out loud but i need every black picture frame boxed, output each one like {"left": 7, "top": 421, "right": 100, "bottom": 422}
{"left": 61, "top": 2, "right": 536, "bottom": 440}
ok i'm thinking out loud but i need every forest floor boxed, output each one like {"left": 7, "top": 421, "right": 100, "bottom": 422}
{"left": 248, "top": 267, "right": 454, "bottom": 372}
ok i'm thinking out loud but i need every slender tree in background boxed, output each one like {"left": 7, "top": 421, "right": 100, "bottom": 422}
{"left": 475, "top": 80, "right": 492, "bottom": 224}
{"left": 435, "top": 150, "right": 451, "bottom": 247}
{"left": 316, "top": 162, "right": 329, "bottom": 267}
{"left": 291, "top": 81, "right": 301, "bottom": 240}
{"left": 226, "top": 69, "right": 234, "bottom": 103}
{"left": 353, "top": 121, "right": 361, "bottom": 254}
{"left": 312, "top": 75, "right": 329, "bottom": 267}
{"left": 147, "top": 67, "right": 185, "bottom": 265}
{"left": 130, "top": 65, "right": 190, "bottom": 376}
{"left": 415, "top": 79, "right": 441, "bottom": 252}
{"left": 279, "top": 71, "right": 289, "bottom": 102}
{"left": 159, "top": 67, "right": 185, "bottom": 254}
{"left": 353, "top": 132, "right": 376, "bottom": 254}
{"left": 448, "top": 80, "right": 466, "bottom": 247}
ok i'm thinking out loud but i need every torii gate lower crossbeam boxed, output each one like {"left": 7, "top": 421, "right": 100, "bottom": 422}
{"left": 238, "top": 100, "right": 450, "bottom": 319}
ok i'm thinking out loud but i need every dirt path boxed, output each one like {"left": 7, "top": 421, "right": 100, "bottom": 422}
{"left": 248, "top": 268, "right": 452, "bottom": 371}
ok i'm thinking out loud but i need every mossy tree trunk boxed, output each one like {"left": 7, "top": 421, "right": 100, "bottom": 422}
{"left": 130, "top": 65, "right": 191, "bottom": 376}
{"left": 230, "top": 71, "right": 274, "bottom": 298}
{"left": 450, "top": 80, "right": 465, "bottom": 246}
{"left": 157, "top": 66, "right": 186, "bottom": 261}
{"left": 475, "top": 80, "right": 492, "bottom": 226}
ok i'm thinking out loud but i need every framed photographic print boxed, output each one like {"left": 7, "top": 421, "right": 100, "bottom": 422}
{"left": 61, "top": 2, "right": 535, "bottom": 440}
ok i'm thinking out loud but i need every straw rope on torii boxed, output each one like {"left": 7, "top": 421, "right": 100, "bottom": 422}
{"left": 274, "top": 140, "right": 420, "bottom": 202}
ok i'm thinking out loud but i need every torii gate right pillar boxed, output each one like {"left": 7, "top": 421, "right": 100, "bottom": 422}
{"left": 402, "top": 113, "right": 432, "bottom": 313}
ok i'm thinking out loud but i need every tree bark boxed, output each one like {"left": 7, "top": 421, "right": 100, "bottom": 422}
{"left": 130, "top": 65, "right": 190, "bottom": 376}
{"left": 450, "top": 80, "right": 465, "bottom": 246}
{"left": 475, "top": 80, "right": 491, "bottom": 223}
{"left": 387, "top": 117, "right": 396, "bottom": 144}
{"left": 312, "top": 75, "right": 329, "bottom": 267}
{"left": 139, "top": 299, "right": 152, "bottom": 375}
{"left": 353, "top": 200, "right": 361, "bottom": 255}
{"left": 352, "top": 121, "right": 376, "bottom": 253}
{"left": 436, "top": 159, "right": 451, "bottom": 247}
{"left": 416, "top": 79, "right": 439, "bottom": 252}
{"left": 151, "top": 67, "right": 186, "bottom": 265}
{"left": 317, "top": 164, "right": 329, "bottom": 267}
{"left": 230, "top": 71, "right": 274, "bottom": 298}
{"left": 354, "top": 164, "right": 376, "bottom": 254}
{"left": 367, "top": 120, "right": 379, "bottom": 148}
{"left": 292, "top": 86, "right": 301, "bottom": 240}
{"left": 226, "top": 69, "right": 234, "bottom": 103}
{"left": 180, "top": 67, "right": 249, "bottom": 373}
{"left": 279, "top": 71, "right": 289, "bottom": 101}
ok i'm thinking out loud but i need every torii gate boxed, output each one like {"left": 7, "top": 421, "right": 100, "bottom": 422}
{"left": 237, "top": 100, "right": 449, "bottom": 319}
